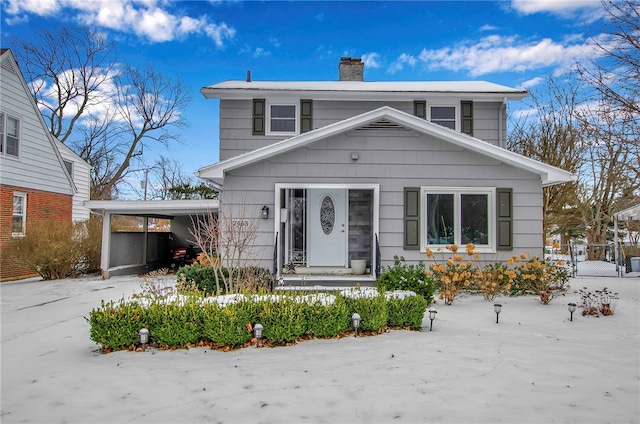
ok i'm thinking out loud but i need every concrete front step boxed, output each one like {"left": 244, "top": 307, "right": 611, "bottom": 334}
{"left": 275, "top": 274, "right": 376, "bottom": 292}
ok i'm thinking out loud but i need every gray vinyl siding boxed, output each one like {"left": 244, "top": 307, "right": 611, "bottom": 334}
{"left": 220, "top": 128, "right": 543, "bottom": 271}
{"left": 219, "top": 99, "right": 504, "bottom": 160}
{"left": 0, "top": 54, "right": 73, "bottom": 195}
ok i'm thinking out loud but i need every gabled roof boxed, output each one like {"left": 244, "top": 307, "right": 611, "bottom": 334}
{"left": 196, "top": 106, "right": 575, "bottom": 187}
{"left": 201, "top": 80, "right": 528, "bottom": 101}
{"left": 1, "top": 48, "right": 77, "bottom": 194}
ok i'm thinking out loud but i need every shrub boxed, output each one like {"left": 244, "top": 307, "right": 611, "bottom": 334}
{"left": 87, "top": 299, "right": 146, "bottom": 350}
{"left": 386, "top": 294, "right": 428, "bottom": 329}
{"left": 256, "top": 297, "right": 306, "bottom": 344}
{"left": 303, "top": 295, "right": 351, "bottom": 338}
{"left": 177, "top": 264, "right": 220, "bottom": 295}
{"left": 576, "top": 286, "right": 618, "bottom": 317}
{"left": 513, "top": 255, "right": 570, "bottom": 304}
{"left": 177, "top": 265, "right": 273, "bottom": 295}
{"left": 144, "top": 298, "right": 204, "bottom": 348}
{"left": 376, "top": 256, "right": 435, "bottom": 301}
{"left": 9, "top": 219, "right": 102, "bottom": 280}
{"left": 425, "top": 245, "right": 476, "bottom": 305}
{"left": 201, "top": 299, "right": 257, "bottom": 346}
{"left": 342, "top": 289, "right": 388, "bottom": 332}
{"left": 476, "top": 262, "right": 516, "bottom": 301}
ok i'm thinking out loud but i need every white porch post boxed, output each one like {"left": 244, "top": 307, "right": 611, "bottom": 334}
{"left": 101, "top": 212, "right": 111, "bottom": 279}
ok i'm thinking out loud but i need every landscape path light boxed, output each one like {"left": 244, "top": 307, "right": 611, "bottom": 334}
{"left": 139, "top": 328, "right": 149, "bottom": 350}
{"left": 568, "top": 303, "right": 577, "bottom": 321}
{"left": 428, "top": 308, "right": 437, "bottom": 331}
{"left": 494, "top": 303, "right": 502, "bottom": 324}
{"left": 253, "top": 324, "right": 263, "bottom": 348}
{"left": 352, "top": 313, "right": 361, "bottom": 337}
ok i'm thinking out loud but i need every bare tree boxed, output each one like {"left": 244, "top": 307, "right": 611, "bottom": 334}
{"left": 579, "top": 0, "right": 640, "bottom": 121}
{"left": 189, "top": 203, "right": 261, "bottom": 294}
{"left": 574, "top": 102, "right": 640, "bottom": 259}
{"left": 508, "top": 76, "right": 584, "bottom": 247}
{"left": 12, "top": 26, "right": 117, "bottom": 144}
{"left": 12, "top": 25, "right": 192, "bottom": 200}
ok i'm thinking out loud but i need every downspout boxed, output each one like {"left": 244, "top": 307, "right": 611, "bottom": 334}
{"left": 499, "top": 97, "right": 507, "bottom": 148}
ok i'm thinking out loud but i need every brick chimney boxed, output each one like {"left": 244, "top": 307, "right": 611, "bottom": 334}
{"left": 339, "top": 57, "right": 363, "bottom": 81}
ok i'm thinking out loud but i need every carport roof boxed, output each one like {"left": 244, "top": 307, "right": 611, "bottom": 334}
{"left": 85, "top": 199, "right": 219, "bottom": 217}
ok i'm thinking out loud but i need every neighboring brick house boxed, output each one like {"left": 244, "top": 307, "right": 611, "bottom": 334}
{"left": 196, "top": 57, "right": 575, "bottom": 284}
{"left": 0, "top": 48, "right": 77, "bottom": 281}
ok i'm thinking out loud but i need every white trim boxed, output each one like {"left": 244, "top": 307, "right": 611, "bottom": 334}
{"left": 266, "top": 102, "right": 298, "bottom": 136}
{"left": 197, "top": 106, "right": 575, "bottom": 187}
{"left": 85, "top": 199, "right": 219, "bottom": 216}
{"left": 12, "top": 192, "right": 27, "bottom": 237}
{"left": 428, "top": 103, "right": 458, "bottom": 132}
{"left": 420, "top": 187, "right": 495, "bottom": 253}
{"left": 274, "top": 183, "right": 380, "bottom": 277}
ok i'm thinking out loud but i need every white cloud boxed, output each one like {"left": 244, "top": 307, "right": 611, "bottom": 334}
{"left": 361, "top": 53, "right": 381, "bottom": 69}
{"left": 418, "top": 34, "right": 600, "bottom": 77}
{"left": 511, "top": 0, "right": 600, "bottom": 15}
{"left": 4, "top": 0, "right": 60, "bottom": 15}
{"left": 518, "top": 76, "right": 544, "bottom": 89}
{"left": 3, "top": 0, "right": 236, "bottom": 46}
{"left": 479, "top": 24, "right": 499, "bottom": 31}
{"left": 387, "top": 53, "right": 417, "bottom": 74}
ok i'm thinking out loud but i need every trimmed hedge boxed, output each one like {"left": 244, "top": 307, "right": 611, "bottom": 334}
{"left": 387, "top": 295, "right": 428, "bottom": 329}
{"left": 86, "top": 291, "right": 428, "bottom": 352}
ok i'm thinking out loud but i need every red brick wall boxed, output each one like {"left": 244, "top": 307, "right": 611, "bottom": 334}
{"left": 0, "top": 184, "right": 72, "bottom": 281}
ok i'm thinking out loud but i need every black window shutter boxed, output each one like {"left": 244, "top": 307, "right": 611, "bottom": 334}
{"left": 414, "top": 101, "right": 426, "bottom": 119}
{"left": 300, "top": 99, "right": 313, "bottom": 133}
{"left": 496, "top": 188, "right": 513, "bottom": 250}
{"left": 461, "top": 101, "right": 473, "bottom": 136}
{"left": 404, "top": 187, "right": 420, "bottom": 250}
{"left": 252, "top": 99, "right": 265, "bottom": 135}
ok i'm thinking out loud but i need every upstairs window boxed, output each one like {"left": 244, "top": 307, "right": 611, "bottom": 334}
{"left": 430, "top": 106, "right": 456, "bottom": 130}
{"left": 0, "top": 112, "right": 20, "bottom": 158}
{"left": 269, "top": 104, "right": 297, "bottom": 134}
{"left": 64, "top": 159, "right": 74, "bottom": 181}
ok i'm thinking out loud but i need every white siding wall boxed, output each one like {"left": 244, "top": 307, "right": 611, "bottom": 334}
{"left": 221, "top": 129, "right": 542, "bottom": 271}
{"left": 0, "top": 53, "right": 72, "bottom": 195}
{"left": 56, "top": 141, "right": 91, "bottom": 221}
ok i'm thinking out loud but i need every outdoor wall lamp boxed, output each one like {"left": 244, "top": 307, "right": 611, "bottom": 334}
{"left": 261, "top": 206, "right": 269, "bottom": 219}
{"left": 352, "top": 313, "right": 361, "bottom": 337}
{"left": 494, "top": 304, "right": 502, "bottom": 323}
{"left": 428, "top": 308, "right": 437, "bottom": 331}
{"left": 568, "top": 303, "right": 577, "bottom": 321}
{"left": 253, "top": 323, "right": 263, "bottom": 348}
{"left": 139, "top": 328, "right": 149, "bottom": 350}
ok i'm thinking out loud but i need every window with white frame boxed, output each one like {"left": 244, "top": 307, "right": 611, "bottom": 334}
{"left": 422, "top": 188, "right": 492, "bottom": 248}
{"left": 429, "top": 106, "right": 456, "bottom": 130}
{"left": 63, "top": 159, "right": 74, "bottom": 181}
{"left": 268, "top": 104, "right": 297, "bottom": 134}
{"left": 12, "top": 193, "right": 26, "bottom": 237}
{"left": 0, "top": 112, "right": 20, "bottom": 158}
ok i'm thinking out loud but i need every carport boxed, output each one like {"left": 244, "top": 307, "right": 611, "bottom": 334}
{"left": 85, "top": 200, "right": 219, "bottom": 279}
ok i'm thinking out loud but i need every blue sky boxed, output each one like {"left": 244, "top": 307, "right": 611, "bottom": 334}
{"left": 1, "top": 0, "right": 607, "bottom": 192}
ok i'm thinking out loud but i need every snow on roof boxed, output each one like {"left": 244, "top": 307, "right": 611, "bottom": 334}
{"left": 201, "top": 80, "right": 528, "bottom": 100}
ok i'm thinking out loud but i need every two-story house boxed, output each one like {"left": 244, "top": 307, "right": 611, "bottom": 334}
{"left": 196, "top": 57, "right": 574, "bottom": 285}
{"left": 0, "top": 48, "right": 90, "bottom": 281}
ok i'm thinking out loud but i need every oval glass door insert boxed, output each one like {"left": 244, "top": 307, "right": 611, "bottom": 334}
{"left": 320, "top": 195, "right": 335, "bottom": 235}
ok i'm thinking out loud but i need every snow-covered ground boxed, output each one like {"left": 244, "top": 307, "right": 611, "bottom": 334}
{"left": 1, "top": 273, "right": 638, "bottom": 424}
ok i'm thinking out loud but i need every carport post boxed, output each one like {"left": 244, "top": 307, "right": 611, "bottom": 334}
{"left": 100, "top": 212, "right": 112, "bottom": 279}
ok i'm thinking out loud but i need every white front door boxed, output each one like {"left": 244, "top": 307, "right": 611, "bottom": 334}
{"left": 308, "top": 189, "right": 347, "bottom": 267}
